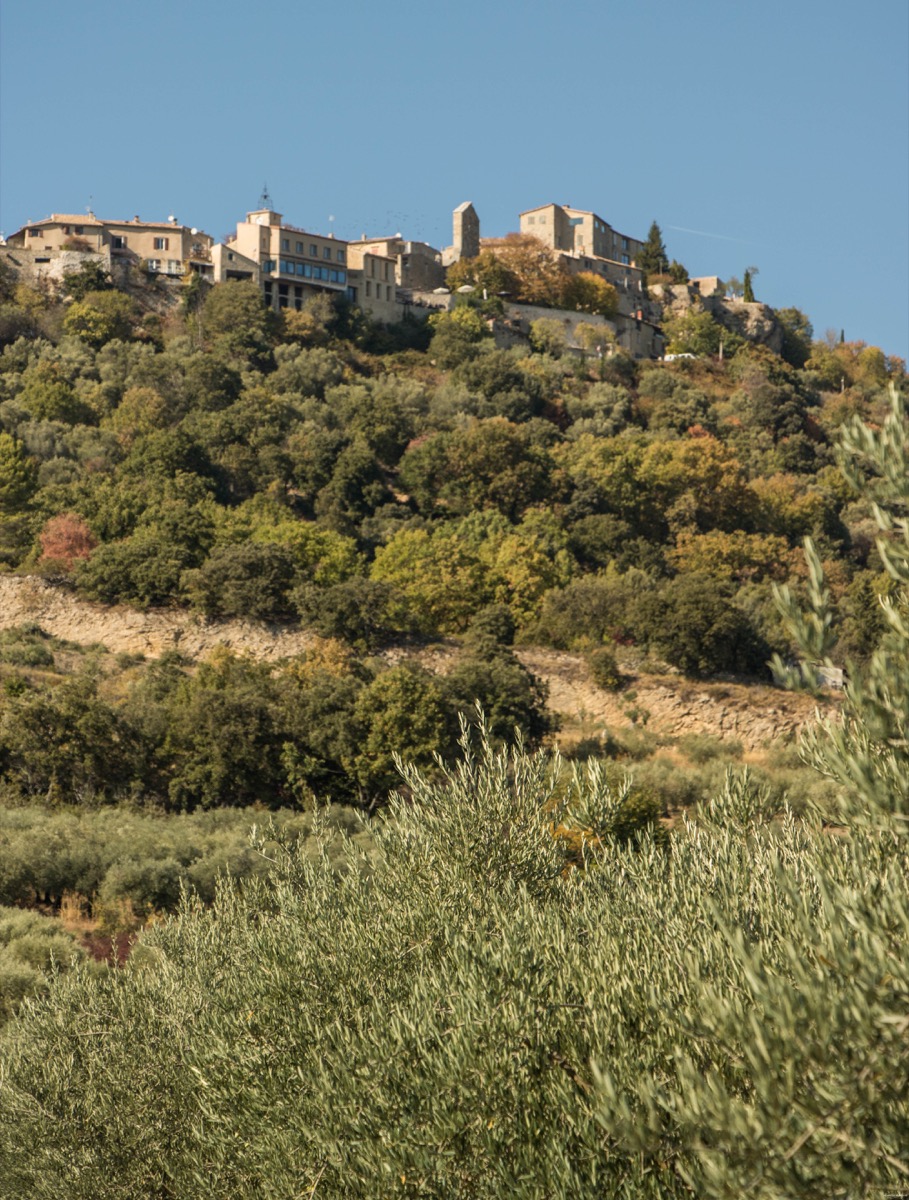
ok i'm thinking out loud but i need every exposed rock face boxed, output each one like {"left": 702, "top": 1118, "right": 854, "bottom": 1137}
{"left": 704, "top": 297, "right": 783, "bottom": 354}
{"left": 515, "top": 648, "right": 823, "bottom": 752}
{"left": 0, "top": 576, "right": 315, "bottom": 662}
{"left": 652, "top": 283, "right": 784, "bottom": 354}
{"left": 0, "top": 577, "right": 823, "bottom": 751}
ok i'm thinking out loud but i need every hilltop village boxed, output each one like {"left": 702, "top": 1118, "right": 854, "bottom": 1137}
{"left": 1, "top": 196, "right": 783, "bottom": 361}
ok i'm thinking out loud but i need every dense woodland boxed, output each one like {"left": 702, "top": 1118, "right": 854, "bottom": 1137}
{"left": 0, "top": 258, "right": 908, "bottom": 1193}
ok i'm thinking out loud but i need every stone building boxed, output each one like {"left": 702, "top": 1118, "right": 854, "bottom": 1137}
{"left": 5, "top": 213, "right": 214, "bottom": 278}
{"left": 210, "top": 243, "right": 260, "bottom": 285}
{"left": 345, "top": 244, "right": 399, "bottom": 322}
{"left": 228, "top": 205, "right": 350, "bottom": 311}
{"left": 352, "top": 235, "right": 444, "bottom": 291}
{"left": 517, "top": 202, "right": 647, "bottom": 313}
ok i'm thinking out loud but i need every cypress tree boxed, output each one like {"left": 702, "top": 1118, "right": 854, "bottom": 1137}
{"left": 637, "top": 220, "right": 668, "bottom": 274}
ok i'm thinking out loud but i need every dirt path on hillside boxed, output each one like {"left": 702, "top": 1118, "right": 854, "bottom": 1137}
{"left": 0, "top": 576, "right": 824, "bottom": 751}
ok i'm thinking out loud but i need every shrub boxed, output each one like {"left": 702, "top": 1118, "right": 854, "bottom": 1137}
{"left": 585, "top": 644, "right": 623, "bottom": 690}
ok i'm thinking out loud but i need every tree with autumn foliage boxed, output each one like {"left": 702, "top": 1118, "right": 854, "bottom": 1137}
{"left": 474, "top": 235, "right": 568, "bottom": 307}
{"left": 37, "top": 513, "right": 98, "bottom": 573}
{"left": 560, "top": 271, "right": 618, "bottom": 318}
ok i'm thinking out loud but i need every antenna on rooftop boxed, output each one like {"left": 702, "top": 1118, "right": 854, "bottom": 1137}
{"left": 259, "top": 183, "right": 272, "bottom": 210}
{"left": 87, "top": 195, "right": 94, "bottom": 217}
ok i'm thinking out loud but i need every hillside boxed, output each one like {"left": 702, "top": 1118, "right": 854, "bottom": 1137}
{"left": 0, "top": 575, "right": 821, "bottom": 753}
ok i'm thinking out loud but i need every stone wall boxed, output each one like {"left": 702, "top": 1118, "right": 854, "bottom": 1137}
{"left": 0, "top": 245, "right": 110, "bottom": 288}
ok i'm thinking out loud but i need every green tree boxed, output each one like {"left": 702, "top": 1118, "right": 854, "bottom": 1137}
{"left": 18, "top": 363, "right": 94, "bottom": 424}
{"left": 61, "top": 262, "right": 112, "bottom": 301}
{"left": 62, "top": 291, "right": 135, "bottom": 348}
{"left": 637, "top": 219, "right": 668, "bottom": 275}
{"left": 0, "top": 433, "right": 37, "bottom": 512}
{"left": 640, "top": 571, "right": 770, "bottom": 677}
{"left": 182, "top": 542, "right": 297, "bottom": 619}
{"left": 777, "top": 306, "right": 814, "bottom": 368}
{"left": 161, "top": 650, "right": 285, "bottom": 811}
{"left": 202, "top": 280, "right": 274, "bottom": 366}
{"left": 370, "top": 525, "right": 491, "bottom": 634}
{"left": 427, "top": 306, "right": 490, "bottom": 368}
{"left": 528, "top": 318, "right": 568, "bottom": 357}
{"left": 663, "top": 308, "right": 729, "bottom": 357}
{"left": 399, "top": 419, "right": 555, "bottom": 521}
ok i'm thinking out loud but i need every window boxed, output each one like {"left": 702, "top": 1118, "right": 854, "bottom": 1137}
{"left": 310, "top": 244, "right": 317, "bottom": 257}
{"left": 282, "top": 238, "right": 290, "bottom": 251}
{"left": 280, "top": 259, "right": 294, "bottom": 274}
{"left": 154, "top": 237, "right": 169, "bottom": 250}
{"left": 296, "top": 241, "right": 304, "bottom": 253}
{"left": 329, "top": 269, "right": 339, "bottom": 282}
{"left": 621, "top": 253, "right": 630, "bottom": 265}
{"left": 338, "top": 270, "right": 346, "bottom": 284}
{"left": 302, "top": 263, "right": 312, "bottom": 278}
{"left": 192, "top": 241, "right": 202, "bottom": 255}
{"left": 365, "top": 280, "right": 371, "bottom": 297}
{"left": 147, "top": 259, "right": 160, "bottom": 272}
{"left": 27, "top": 228, "right": 41, "bottom": 237}
{"left": 569, "top": 217, "right": 583, "bottom": 226}
{"left": 74, "top": 225, "right": 83, "bottom": 235}
{"left": 386, "top": 286, "right": 392, "bottom": 301}
{"left": 622, "top": 237, "right": 629, "bottom": 250}
{"left": 111, "top": 236, "right": 126, "bottom": 249}
{"left": 526, "top": 216, "right": 535, "bottom": 225}
{"left": 323, "top": 246, "right": 331, "bottom": 259}
{"left": 337, "top": 249, "right": 344, "bottom": 263}
{"left": 167, "top": 260, "right": 181, "bottom": 274}
{"left": 262, "top": 259, "right": 275, "bottom": 274}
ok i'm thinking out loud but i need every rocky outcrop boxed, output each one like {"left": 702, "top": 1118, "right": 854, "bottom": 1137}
{"left": 652, "top": 282, "right": 784, "bottom": 354}
{"left": 704, "top": 296, "right": 783, "bottom": 354}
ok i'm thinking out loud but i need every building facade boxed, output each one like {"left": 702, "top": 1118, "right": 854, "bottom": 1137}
{"left": 228, "top": 207, "right": 349, "bottom": 311}
{"left": 517, "top": 202, "right": 647, "bottom": 316}
{"left": 353, "top": 235, "right": 445, "bottom": 292}
{"left": 6, "top": 214, "right": 214, "bottom": 277}
{"left": 345, "top": 245, "right": 399, "bottom": 322}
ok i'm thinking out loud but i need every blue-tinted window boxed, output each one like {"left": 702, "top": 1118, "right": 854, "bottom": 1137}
{"left": 262, "top": 260, "right": 275, "bottom": 274}
{"left": 296, "top": 241, "right": 303, "bottom": 253}
{"left": 569, "top": 217, "right": 583, "bottom": 226}
{"left": 338, "top": 270, "right": 346, "bottom": 284}
{"left": 303, "top": 263, "right": 312, "bottom": 278}
{"left": 280, "top": 259, "right": 294, "bottom": 274}
{"left": 329, "top": 270, "right": 339, "bottom": 282}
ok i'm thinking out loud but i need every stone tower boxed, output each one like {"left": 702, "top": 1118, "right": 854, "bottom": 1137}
{"left": 444, "top": 201, "right": 480, "bottom": 265}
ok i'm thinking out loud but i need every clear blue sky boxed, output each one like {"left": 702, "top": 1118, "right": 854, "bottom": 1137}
{"left": 2, "top": 0, "right": 907, "bottom": 360}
